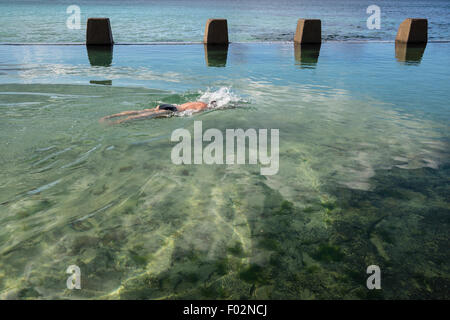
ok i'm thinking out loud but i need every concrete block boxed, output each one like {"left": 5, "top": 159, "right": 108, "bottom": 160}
{"left": 395, "top": 18, "right": 428, "bottom": 43}
{"left": 204, "top": 19, "right": 229, "bottom": 44}
{"left": 86, "top": 18, "right": 114, "bottom": 45}
{"left": 294, "top": 19, "right": 321, "bottom": 44}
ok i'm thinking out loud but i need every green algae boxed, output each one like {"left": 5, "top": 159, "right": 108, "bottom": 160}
{"left": 274, "top": 200, "right": 294, "bottom": 215}
{"left": 312, "top": 244, "right": 345, "bottom": 263}
{"left": 200, "top": 284, "right": 229, "bottom": 299}
{"left": 215, "top": 258, "right": 230, "bottom": 276}
{"left": 303, "top": 206, "right": 316, "bottom": 213}
{"left": 258, "top": 237, "right": 280, "bottom": 251}
{"left": 227, "top": 242, "right": 244, "bottom": 257}
{"left": 129, "top": 250, "right": 149, "bottom": 266}
{"left": 17, "top": 199, "right": 52, "bottom": 218}
{"left": 305, "top": 265, "right": 320, "bottom": 274}
{"left": 239, "top": 264, "right": 270, "bottom": 285}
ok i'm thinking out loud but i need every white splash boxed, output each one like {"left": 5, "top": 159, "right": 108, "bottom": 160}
{"left": 198, "top": 87, "right": 241, "bottom": 109}
{"left": 176, "top": 87, "right": 243, "bottom": 117}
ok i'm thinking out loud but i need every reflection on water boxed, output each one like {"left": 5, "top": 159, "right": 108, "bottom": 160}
{"left": 395, "top": 42, "right": 427, "bottom": 65}
{"left": 294, "top": 43, "right": 321, "bottom": 68}
{"left": 204, "top": 44, "right": 229, "bottom": 67}
{"left": 90, "top": 80, "right": 112, "bottom": 85}
{"left": 87, "top": 45, "right": 114, "bottom": 67}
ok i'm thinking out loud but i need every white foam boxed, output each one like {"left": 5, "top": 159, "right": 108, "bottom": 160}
{"left": 175, "top": 87, "right": 243, "bottom": 117}
{"left": 198, "top": 87, "right": 241, "bottom": 109}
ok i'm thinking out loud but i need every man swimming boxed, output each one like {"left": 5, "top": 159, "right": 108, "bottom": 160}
{"left": 100, "top": 100, "right": 216, "bottom": 124}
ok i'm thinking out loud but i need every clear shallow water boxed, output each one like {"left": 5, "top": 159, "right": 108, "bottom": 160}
{"left": 1, "top": 0, "right": 450, "bottom": 43}
{"left": 0, "top": 42, "right": 449, "bottom": 299}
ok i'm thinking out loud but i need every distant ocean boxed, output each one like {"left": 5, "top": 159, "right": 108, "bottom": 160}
{"left": 1, "top": 0, "right": 449, "bottom": 43}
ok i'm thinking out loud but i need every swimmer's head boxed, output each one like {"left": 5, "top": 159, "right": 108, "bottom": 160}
{"left": 209, "top": 100, "right": 217, "bottom": 108}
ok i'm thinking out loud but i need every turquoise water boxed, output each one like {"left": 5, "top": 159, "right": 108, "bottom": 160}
{"left": 0, "top": 41, "right": 449, "bottom": 299}
{"left": 1, "top": 0, "right": 450, "bottom": 43}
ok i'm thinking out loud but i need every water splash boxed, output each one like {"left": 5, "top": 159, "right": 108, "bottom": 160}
{"left": 198, "top": 87, "right": 242, "bottom": 109}
{"left": 176, "top": 87, "right": 243, "bottom": 116}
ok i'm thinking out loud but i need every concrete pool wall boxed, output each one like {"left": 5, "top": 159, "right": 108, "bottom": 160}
{"left": 86, "top": 17, "right": 428, "bottom": 46}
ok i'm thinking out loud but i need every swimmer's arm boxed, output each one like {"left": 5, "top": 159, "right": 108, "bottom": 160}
{"left": 113, "top": 110, "right": 171, "bottom": 124}
{"left": 99, "top": 108, "right": 157, "bottom": 122}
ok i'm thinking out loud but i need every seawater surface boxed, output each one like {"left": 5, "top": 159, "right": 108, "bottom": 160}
{"left": 0, "top": 42, "right": 449, "bottom": 299}
{"left": 1, "top": 0, "right": 450, "bottom": 43}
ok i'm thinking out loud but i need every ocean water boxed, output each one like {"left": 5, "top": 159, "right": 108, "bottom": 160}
{"left": 0, "top": 41, "right": 449, "bottom": 299}
{"left": 1, "top": 0, "right": 450, "bottom": 43}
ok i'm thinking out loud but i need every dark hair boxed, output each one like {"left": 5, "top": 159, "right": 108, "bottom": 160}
{"left": 209, "top": 100, "right": 217, "bottom": 108}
